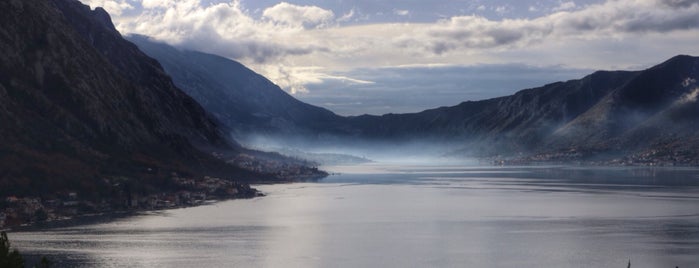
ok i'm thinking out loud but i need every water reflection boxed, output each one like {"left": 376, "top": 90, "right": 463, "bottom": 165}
{"left": 10, "top": 165, "right": 699, "bottom": 268}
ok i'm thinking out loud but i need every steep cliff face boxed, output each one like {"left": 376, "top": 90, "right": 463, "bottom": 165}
{"left": 0, "top": 0, "right": 251, "bottom": 197}
{"left": 52, "top": 0, "right": 232, "bottom": 148}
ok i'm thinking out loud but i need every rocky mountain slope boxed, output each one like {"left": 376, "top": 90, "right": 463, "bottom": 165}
{"left": 351, "top": 56, "right": 699, "bottom": 163}
{"left": 541, "top": 55, "right": 699, "bottom": 163}
{"left": 0, "top": 0, "right": 286, "bottom": 198}
{"left": 347, "top": 70, "right": 636, "bottom": 146}
{"left": 127, "top": 35, "right": 353, "bottom": 142}
{"left": 351, "top": 56, "right": 699, "bottom": 162}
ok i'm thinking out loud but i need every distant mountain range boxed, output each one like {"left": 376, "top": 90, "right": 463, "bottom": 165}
{"left": 356, "top": 55, "right": 699, "bottom": 164}
{"left": 0, "top": 0, "right": 321, "bottom": 199}
{"left": 130, "top": 36, "right": 699, "bottom": 164}
{"left": 353, "top": 55, "right": 699, "bottom": 163}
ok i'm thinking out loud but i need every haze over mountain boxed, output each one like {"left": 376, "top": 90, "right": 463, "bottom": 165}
{"left": 127, "top": 35, "right": 352, "bottom": 142}
{"left": 130, "top": 36, "right": 699, "bottom": 164}
{"left": 351, "top": 55, "right": 699, "bottom": 163}
{"left": 0, "top": 0, "right": 316, "bottom": 198}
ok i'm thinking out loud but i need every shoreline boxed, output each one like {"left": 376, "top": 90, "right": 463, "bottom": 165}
{"left": 1, "top": 169, "right": 328, "bottom": 232}
{"left": 2, "top": 194, "right": 261, "bottom": 233}
{"left": 0, "top": 177, "right": 265, "bottom": 232}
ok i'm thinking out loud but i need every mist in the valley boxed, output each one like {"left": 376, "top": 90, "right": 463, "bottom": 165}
{"left": 234, "top": 71, "right": 699, "bottom": 168}
{"left": 236, "top": 132, "right": 481, "bottom": 166}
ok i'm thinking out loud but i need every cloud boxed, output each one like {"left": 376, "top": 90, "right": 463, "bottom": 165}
{"left": 84, "top": 0, "right": 699, "bottom": 101}
{"left": 111, "top": 0, "right": 331, "bottom": 65}
{"left": 552, "top": 1, "right": 576, "bottom": 11}
{"left": 494, "top": 5, "right": 511, "bottom": 15}
{"left": 337, "top": 8, "right": 356, "bottom": 23}
{"left": 660, "top": 0, "right": 699, "bottom": 8}
{"left": 416, "top": 16, "right": 553, "bottom": 53}
{"left": 262, "top": 2, "right": 335, "bottom": 29}
{"left": 678, "top": 87, "right": 699, "bottom": 104}
{"left": 140, "top": 0, "right": 175, "bottom": 8}
{"left": 80, "top": 0, "right": 132, "bottom": 15}
{"left": 555, "top": 0, "right": 699, "bottom": 34}
{"left": 393, "top": 9, "right": 410, "bottom": 16}
{"left": 404, "top": 0, "right": 699, "bottom": 54}
{"left": 257, "top": 65, "right": 373, "bottom": 95}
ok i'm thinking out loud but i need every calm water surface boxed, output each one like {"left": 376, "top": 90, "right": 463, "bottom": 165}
{"left": 10, "top": 164, "right": 699, "bottom": 267}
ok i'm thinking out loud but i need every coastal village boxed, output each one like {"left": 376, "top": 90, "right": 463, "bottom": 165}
{"left": 0, "top": 152, "right": 328, "bottom": 229}
{"left": 229, "top": 153, "right": 327, "bottom": 181}
{"left": 490, "top": 147, "right": 699, "bottom": 166}
{"left": 0, "top": 175, "right": 260, "bottom": 229}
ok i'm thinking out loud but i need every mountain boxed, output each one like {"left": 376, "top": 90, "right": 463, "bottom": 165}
{"left": 125, "top": 36, "right": 698, "bottom": 164}
{"left": 350, "top": 55, "right": 699, "bottom": 163}
{"left": 543, "top": 55, "right": 699, "bottom": 163}
{"left": 127, "top": 35, "right": 354, "bottom": 143}
{"left": 347, "top": 70, "right": 636, "bottom": 147}
{"left": 0, "top": 0, "right": 286, "bottom": 198}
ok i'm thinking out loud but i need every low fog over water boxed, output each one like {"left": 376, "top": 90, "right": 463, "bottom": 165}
{"left": 237, "top": 133, "right": 477, "bottom": 165}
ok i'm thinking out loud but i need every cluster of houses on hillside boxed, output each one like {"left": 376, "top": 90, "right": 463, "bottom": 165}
{"left": 490, "top": 147, "right": 699, "bottom": 166}
{"left": 0, "top": 176, "right": 259, "bottom": 229}
{"left": 230, "top": 153, "right": 326, "bottom": 180}
{"left": 608, "top": 149, "right": 699, "bottom": 166}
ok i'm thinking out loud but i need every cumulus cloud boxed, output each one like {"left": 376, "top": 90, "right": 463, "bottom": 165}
{"left": 262, "top": 2, "right": 335, "bottom": 29}
{"left": 80, "top": 0, "right": 133, "bottom": 15}
{"left": 494, "top": 5, "right": 511, "bottom": 15}
{"left": 140, "top": 0, "right": 176, "bottom": 8}
{"left": 112, "top": 0, "right": 333, "bottom": 66}
{"left": 393, "top": 9, "right": 410, "bottom": 16}
{"left": 552, "top": 1, "right": 577, "bottom": 11}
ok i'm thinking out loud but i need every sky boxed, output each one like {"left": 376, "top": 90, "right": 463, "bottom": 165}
{"left": 81, "top": 0, "right": 699, "bottom": 115}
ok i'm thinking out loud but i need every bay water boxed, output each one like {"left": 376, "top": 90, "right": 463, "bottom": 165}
{"left": 10, "top": 164, "right": 699, "bottom": 267}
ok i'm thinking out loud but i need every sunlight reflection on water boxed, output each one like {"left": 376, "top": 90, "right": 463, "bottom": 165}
{"left": 11, "top": 164, "right": 699, "bottom": 268}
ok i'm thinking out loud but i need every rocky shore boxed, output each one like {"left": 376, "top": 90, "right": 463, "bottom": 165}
{"left": 0, "top": 175, "right": 262, "bottom": 230}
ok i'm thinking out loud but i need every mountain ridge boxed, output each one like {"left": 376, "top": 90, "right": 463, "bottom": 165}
{"left": 127, "top": 34, "right": 354, "bottom": 142}
{"left": 0, "top": 0, "right": 292, "bottom": 198}
{"left": 128, "top": 35, "right": 698, "bottom": 164}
